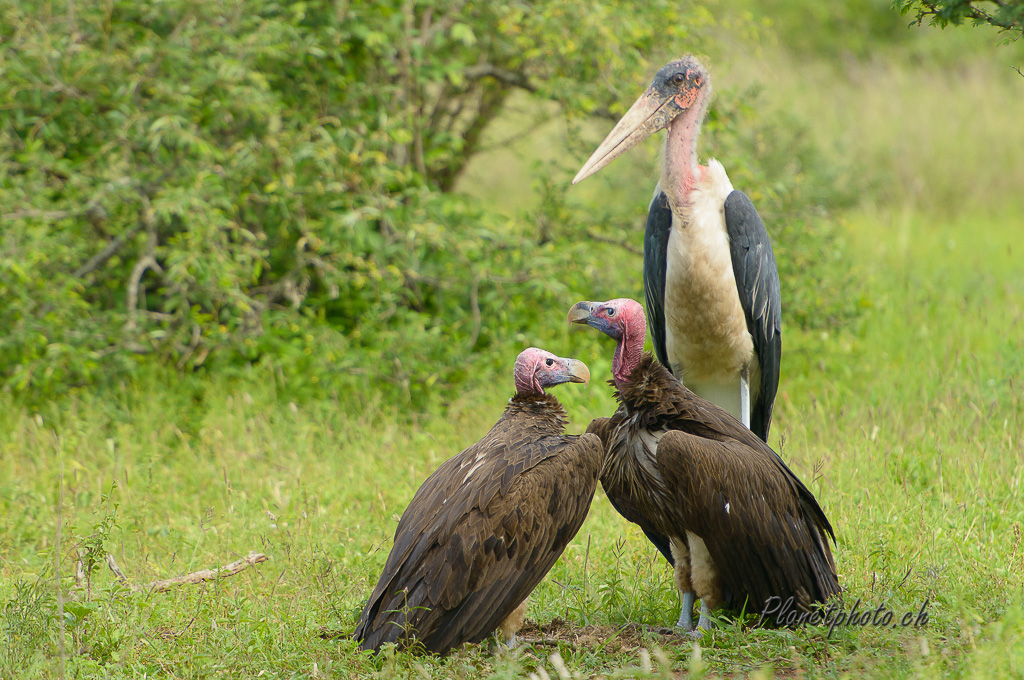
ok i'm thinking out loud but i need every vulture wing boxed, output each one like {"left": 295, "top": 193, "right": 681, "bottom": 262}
{"left": 354, "top": 429, "right": 602, "bottom": 654}
{"left": 724, "top": 190, "right": 782, "bottom": 442}
{"left": 654, "top": 429, "right": 838, "bottom": 617}
{"left": 587, "top": 411, "right": 676, "bottom": 567}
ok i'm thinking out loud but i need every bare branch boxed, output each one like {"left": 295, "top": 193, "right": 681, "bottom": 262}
{"left": 73, "top": 223, "right": 144, "bottom": 278}
{"left": 105, "top": 551, "right": 269, "bottom": 593}
{"left": 587, "top": 230, "right": 643, "bottom": 256}
{"left": 467, "top": 272, "right": 482, "bottom": 350}
{"left": 124, "top": 200, "right": 162, "bottom": 335}
{"left": 105, "top": 553, "right": 130, "bottom": 585}
{"left": 463, "top": 64, "right": 537, "bottom": 93}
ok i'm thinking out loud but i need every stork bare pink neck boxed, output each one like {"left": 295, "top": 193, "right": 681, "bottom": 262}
{"left": 663, "top": 88, "right": 711, "bottom": 204}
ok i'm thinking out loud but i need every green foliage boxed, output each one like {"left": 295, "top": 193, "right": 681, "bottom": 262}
{"left": 0, "top": 0, "right": 715, "bottom": 403}
{"left": 894, "top": 0, "right": 1024, "bottom": 40}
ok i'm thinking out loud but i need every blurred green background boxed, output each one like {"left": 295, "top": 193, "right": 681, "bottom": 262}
{"left": 3, "top": 0, "right": 1018, "bottom": 410}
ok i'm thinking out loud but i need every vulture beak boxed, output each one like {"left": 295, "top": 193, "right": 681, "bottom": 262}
{"left": 567, "top": 301, "right": 596, "bottom": 325}
{"left": 559, "top": 358, "right": 591, "bottom": 385}
{"left": 567, "top": 300, "right": 620, "bottom": 339}
{"left": 572, "top": 88, "right": 679, "bottom": 185}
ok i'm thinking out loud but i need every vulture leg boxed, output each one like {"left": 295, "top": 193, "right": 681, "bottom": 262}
{"left": 677, "top": 591, "right": 696, "bottom": 631}
{"left": 696, "top": 601, "right": 714, "bottom": 631}
{"left": 739, "top": 364, "right": 751, "bottom": 430}
{"left": 498, "top": 599, "right": 528, "bottom": 649}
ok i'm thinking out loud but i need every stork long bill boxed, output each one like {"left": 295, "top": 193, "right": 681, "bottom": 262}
{"left": 571, "top": 91, "right": 673, "bottom": 185}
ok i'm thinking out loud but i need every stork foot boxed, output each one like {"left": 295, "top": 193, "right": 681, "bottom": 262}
{"left": 503, "top": 633, "right": 517, "bottom": 650}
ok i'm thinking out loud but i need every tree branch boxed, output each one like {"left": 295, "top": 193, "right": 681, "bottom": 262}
{"left": 124, "top": 197, "right": 161, "bottom": 335}
{"left": 587, "top": 230, "right": 643, "bottom": 256}
{"left": 105, "top": 551, "right": 269, "bottom": 593}
{"left": 73, "top": 223, "right": 145, "bottom": 278}
{"left": 463, "top": 64, "right": 537, "bottom": 93}
{"left": 467, "top": 272, "right": 482, "bottom": 350}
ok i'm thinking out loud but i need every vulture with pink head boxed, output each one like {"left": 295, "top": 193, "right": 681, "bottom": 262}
{"left": 569, "top": 298, "right": 838, "bottom": 632}
{"left": 353, "top": 348, "right": 602, "bottom": 655}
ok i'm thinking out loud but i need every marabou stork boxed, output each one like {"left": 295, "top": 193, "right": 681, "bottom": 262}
{"left": 353, "top": 348, "right": 602, "bottom": 655}
{"left": 569, "top": 298, "right": 838, "bottom": 632}
{"left": 573, "top": 56, "right": 781, "bottom": 442}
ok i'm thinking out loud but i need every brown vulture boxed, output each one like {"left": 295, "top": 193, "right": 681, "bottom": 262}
{"left": 568, "top": 298, "right": 838, "bottom": 632}
{"left": 352, "top": 348, "right": 603, "bottom": 655}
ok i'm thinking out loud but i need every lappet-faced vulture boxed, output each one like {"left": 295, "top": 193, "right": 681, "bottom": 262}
{"left": 568, "top": 298, "right": 838, "bottom": 631}
{"left": 353, "top": 348, "right": 602, "bottom": 655}
{"left": 573, "top": 56, "right": 781, "bottom": 443}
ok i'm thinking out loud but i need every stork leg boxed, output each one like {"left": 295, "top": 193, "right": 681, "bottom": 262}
{"left": 739, "top": 364, "right": 751, "bottom": 430}
{"left": 677, "top": 591, "right": 695, "bottom": 631}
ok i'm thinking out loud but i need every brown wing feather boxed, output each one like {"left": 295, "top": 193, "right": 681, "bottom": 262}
{"left": 596, "top": 356, "right": 838, "bottom": 623}
{"left": 353, "top": 401, "right": 601, "bottom": 655}
{"left": 655, "top": 430, "right": 839, "bottom": 615}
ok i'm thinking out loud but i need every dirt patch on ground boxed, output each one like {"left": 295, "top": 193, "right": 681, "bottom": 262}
{"left": 517, "top": 617, "right": 685, "bottom": 654}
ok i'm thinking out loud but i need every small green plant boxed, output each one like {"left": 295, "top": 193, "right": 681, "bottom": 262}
{"left": 76, "top": 481, "right": 121, "bottom": 601}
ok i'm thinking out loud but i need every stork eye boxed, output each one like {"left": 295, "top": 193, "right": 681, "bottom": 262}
{"left": 545, "top": 358, "right": 554, "bottom": 367}
{"left": 606, "top": 307, "right": 616, "bottom": 317}
{"left": 672, "top": 73, "right": 686, "bottom": 84}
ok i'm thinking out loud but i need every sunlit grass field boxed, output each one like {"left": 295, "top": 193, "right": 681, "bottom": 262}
{"left": 3, "top": 14, "right": 1024, "bottom": 680}
{"left": 3, "top": 203, "right": 1021, "bottom": 679}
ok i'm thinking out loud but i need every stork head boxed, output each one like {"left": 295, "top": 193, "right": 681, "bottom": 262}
{"left": 567, "top": 298, "right": 646, "bottom": 384}
{"left": 513, "top": 347, "right": 591, "bottom": 396}
{"left": 572, "top": 56, "right": 711, "bottom": 184}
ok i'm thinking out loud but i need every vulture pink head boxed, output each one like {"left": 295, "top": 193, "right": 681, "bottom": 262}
{"left": 567, "top": 298, "right": 646, "bottom": 386}
{"left": 513, "top": 347, "right": 591, "bottom": 396}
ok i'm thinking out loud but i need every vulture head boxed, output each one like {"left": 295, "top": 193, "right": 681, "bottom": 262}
{"left": 572, "top": 55, "right": 711, "bottom": 185}
{"left": 567, "top": 299, "right": 646, "bottom": 385}
{"left": 514, "top": 347, "right": 591, "bottom": 395}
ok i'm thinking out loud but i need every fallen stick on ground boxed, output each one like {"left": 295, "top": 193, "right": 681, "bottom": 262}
{"left": 105, "top": 551, "right": 269, "bottom": 593}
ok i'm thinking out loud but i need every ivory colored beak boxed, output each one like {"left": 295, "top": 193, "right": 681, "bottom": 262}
{"left": 565, "top": 359, "right": 591, "bottom": 385}
{"left": 567, "top": 301, "right": 596, "bottom": 324}
{"left": 572, "top": 91, "right": 669, "bottom": 185}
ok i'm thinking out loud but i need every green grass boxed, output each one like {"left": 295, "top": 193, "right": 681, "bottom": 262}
{"left": 2, "top": 208, "right": 1023, "bottom": 678}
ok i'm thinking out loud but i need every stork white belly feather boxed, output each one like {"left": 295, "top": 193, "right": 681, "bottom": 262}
{"left": 663, "top": 160, "right": 753, "bottom": 404}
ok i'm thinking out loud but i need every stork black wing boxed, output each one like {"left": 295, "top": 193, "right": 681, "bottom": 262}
{"left": 643, "top": 190, "right": 672, "bottom": 371}
{"left": 724, "top": 190, "right": 782, "bottom": 442}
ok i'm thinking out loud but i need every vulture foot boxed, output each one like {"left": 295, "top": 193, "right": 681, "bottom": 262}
{"left": 695, "top": 601, "right": 714, "bottom": 632}
{"left": 676, "top": 591, "right": 696, "bottom": 631}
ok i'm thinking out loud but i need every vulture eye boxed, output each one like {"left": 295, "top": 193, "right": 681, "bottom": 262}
{"left": 672, "top": 73, "right": 686, "bottom": 85}
{"left": 606, "top": 307, "right": 616, "bottom": 317}
{"left": 545, "top": 358, "right": 554, "bottom": 367}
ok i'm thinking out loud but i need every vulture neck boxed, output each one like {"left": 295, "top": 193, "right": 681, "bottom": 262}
{"left": 506, "top": 392, "right": 568, "bottom": 432}
{"left": 613, "top": 329, "right": 645, "bottom": 388}
{"left": 662, "top": 94, "right": 710, "bottom": 210}
{"left": 614, "top": 354, "right": 679, "bottom": 415}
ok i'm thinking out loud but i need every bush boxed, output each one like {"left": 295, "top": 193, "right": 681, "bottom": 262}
{"left": 0, "top": 0, "right": 854, "bottom": 406}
